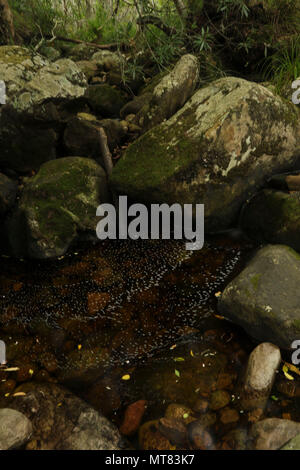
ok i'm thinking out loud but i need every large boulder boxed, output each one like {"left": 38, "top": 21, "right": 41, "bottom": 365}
{"left": 6, "top": 157, "right": 109, "bottom": 259}
{"left": 218, "top": 245, "right": 300, "bottom": 349}
{"left": 0, "top": 46, "right": 87, "bottom": 173}
{"left": 240, "top": 189, "right": 300, "bottom": 252}
{"left": 110, "top": 77, "right": 300, "bottom": 232}
{"left": 0, "top": 383, "right": 127, "bottom": 450}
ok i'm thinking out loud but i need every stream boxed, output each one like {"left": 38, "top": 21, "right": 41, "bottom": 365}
{"left": 1, "top": 234, "right": 299, "bottom": 449}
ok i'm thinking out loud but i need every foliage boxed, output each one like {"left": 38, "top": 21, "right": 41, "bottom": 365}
{"left": 7, "top": 0, "right": 300, "bottom": 90}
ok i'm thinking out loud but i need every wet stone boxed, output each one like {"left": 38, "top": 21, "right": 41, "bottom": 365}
{"left": 210, "top": 390, "right": 231, "bottom": 410}
{"left": 119, "top": 400, "right": 147, "bottom": 436}
{"left": 187, "top": 420, "right": 215, "bottom": 450}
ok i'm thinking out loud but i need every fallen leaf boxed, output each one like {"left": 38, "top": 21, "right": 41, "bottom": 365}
{"left": 283, "top": 364, "right": 294, "bottom": 381}
{"left": 284, "top": 361, "right": 300, "bottom": 376}
{"left": 122, "top": 374, "right": 131, "bottom": 381}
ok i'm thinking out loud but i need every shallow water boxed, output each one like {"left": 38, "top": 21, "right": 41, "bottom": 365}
{"left": 1, "top": 235, "right": 299, "bottom": 449}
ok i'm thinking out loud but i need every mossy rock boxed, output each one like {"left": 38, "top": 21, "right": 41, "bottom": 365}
{"left": 218, "top": 245, "right": 300, "bottom": 349}
{"left": 6, "top": 157, "right": 110, "bottom": 259}
{"left": 110, "top": 77, "right": 300, "bottom": 232}
{"left": 85, "top": 84, "right": 128, "bottom": 118}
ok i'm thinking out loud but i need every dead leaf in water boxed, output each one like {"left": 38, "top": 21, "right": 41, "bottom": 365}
{"left": 122, "top": 374, "right": 131, "bottom": 381}
{"left": 283, "top": 364, "right": 294, "bottom": 381}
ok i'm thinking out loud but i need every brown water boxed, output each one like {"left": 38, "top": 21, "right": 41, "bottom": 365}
{"left": 0, "top": 235, "right": 299, "bottom": 449}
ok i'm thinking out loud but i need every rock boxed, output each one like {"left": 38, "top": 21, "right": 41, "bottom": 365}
{"left": 0, "top": 383, "right": 126, "bottom": 450}
{"left": 91, "top": 50, "right": 122, "bottom": 72}
{"left": 6, "top": 157, "right": 109, "bottom": 259}
{"left": 187, "top": 420, "right": 215, "bottom": 450}
{"left": 39, "top": 46, "right": 61, "bottom": 61}
{"left": 239, "top": 343, "right": 281, "bottom": 410}
{"left": 268, "top": 171, "right": 300, "bottom": 191}
{"left": 0, "top": 408, "right": 32, "bottom": 450}
{"left": 209, "top": 390, "right": 231, "bottom": 410}
{"left": 139, "top": 420, "right": 174, "bottom": 450}
{"left": 250, "top": 418, "right": 300, "bottom": 450}
{"left": 218, "top": 245, "right": 300, "bottom": 349}
{"left": 165, "top": 403, "right": 194, "bottom": 421}
{"left": 219, "top": 407, "right": 240, "bottom": 424}
{"left": 69, "top": 44, "right": 97, "bottom": 61}
{"left": 137, "top": 54, "right": 199, "bottom": 131}
{"left": 0, "top": 173, "right": 17, "bottom": 215}
{"left": 119, "top": 400, "right": 147, "bottom": 436}
{"left": 56, "top": 343, "right": 110, "bottom": 388}
{"left": 64, "top": 115, "right": 127, "bottom": 158}
{"left": 240, "top": 189, "right": 300, "bottom": 252}
{"left": 85, "top": 84, "right": 128, "bottom": 117}
{"left": 193, "top": 398, "right": 209, "bottom": 414}
{"left": 0, "top": 46, "right": 87, "bottom": 173}
{"left": 110, "top": 77, "right": 300, "bottom": 232}
{"left": 120, "top": 92, "right": 152, "bottom": 119}
{"left": 75, "top": 60, "right": 99, "bottom": 80}
{"left": 158, "top": 417, "right": 187, "bottom": 446}
{"left": 221, "top": 428, "right": 248, "bottom": 450}
{"left": 281, "top": 433, "right": 300, "bottom": 450}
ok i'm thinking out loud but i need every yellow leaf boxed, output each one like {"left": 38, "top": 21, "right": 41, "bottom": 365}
{"left": 122, "top": 374, "right": 131, "bottom": 381}
{"left": 214, "top": 314, "right": 225, "bottom": 320}
{"left": 215, "top": 291, "right": 222, "bottom": 298}
{"left": 283, "top": 364, "right": 294, "bottom": 381}
{"left": 78, "top": 344, "right": 82, "bottom": 350}
{"left": 170, "top": 344, "right": 177, "bottom": 350}
{"left": 190, "top": 350, "right": 194, "bottom": 357}
{"left": 29, "top": 369, "right": 34, "bottom": 375}
{"left": 284, "top": 362, "right": 300, "bottom": 376}
{"left": 12, "top": 392, "right": 26, "bottom": 397}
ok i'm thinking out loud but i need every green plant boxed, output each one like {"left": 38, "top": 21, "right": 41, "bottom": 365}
{"left": 262, "top": 38, "right": 300, "bottom": 92}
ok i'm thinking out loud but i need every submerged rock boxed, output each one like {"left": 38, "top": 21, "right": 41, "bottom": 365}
{"left": 281, "top": 433, "right": 300, "bottom": 450}
{"left": 0, "top": 383, "right": 126, "bottom": 450}
{"left": 6, "top": 157, "right": 109, "bottom": 259}
{"left": 0, "top": 408, "right": 32, "bottom": 450}
{"left": 111, "top": 77, "right": 300, "bottom": 232}
{"left": 250, "top": 418, "right": 300, "bottom": 450}
{"left": 240, "top": 342, "right": 281, "bottom": 411}
{"left": 119, "top": 399, "right": 147, "bottom": 436}
{"left": 218, "top": 245, "right": 300, "bottom": 349}
{"left": 240, "top": 189, "right": 300, "bottom": 252}
{"left": 0, "top": 46, "right": 87, "bottom": 173}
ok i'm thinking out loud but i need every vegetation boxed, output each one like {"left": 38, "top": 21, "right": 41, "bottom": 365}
{"left": 3, "top": 0, "right": 300, "bottom": 92}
